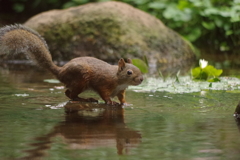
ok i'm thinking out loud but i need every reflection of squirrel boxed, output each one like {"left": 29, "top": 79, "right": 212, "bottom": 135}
{"left": 0, "top": 24, "right": 143, "bottom": 105}
{"left": 20, "top": 103, "right": 141, "bottom": 159}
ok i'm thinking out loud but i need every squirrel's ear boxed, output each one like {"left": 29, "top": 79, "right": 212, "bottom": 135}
{"left": 127, "top": 58, "right": 132, "bottom": 64}
{"left": 118, "top": 58, "right": 126, "bottom": 71}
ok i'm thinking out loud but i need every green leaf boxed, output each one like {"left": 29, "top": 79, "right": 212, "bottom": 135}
{"left": 214, "top": 18, "right": 223, "bottom": 27}
{"left": 178, "top": 0, "right": 191, "bottom": 10}
{"left": 148, "top": 2, "right": 165, "bottom": 9}
{"left": 143, "top": 55, "right": 149, "bottom": 67}
{"left": 13, "top": 3, "right": 25, "bottom": 13}
{"left": 133, "top": 0, "right": 148, "bottom": 5}
{"left": 209, "top": 82, "right": 212, "bottom": 87}
{"left": 132, "top": 58, "right": 149, "bottom": 74}
{"left": 202, "top": 21, "right": 215, "bottom": 30}
{"left": 163, "top": 4, "right": 179, "bottom": 19}
{"left": 199, "top": 71, "right": 208, "bottom": 80}
{"left": 203, "top": 65, "right": 214, "bottom": 74}
{"left": 191, "top": 67, "right": 201, "bottom": 78}
{"left": 226, "top": 30, "right": 233, "bottom": 36}
{"left": 158, "top": 69, "right": 166, "bottom": 82}
{"left": 231, "top": 16, "right": 240, "bottom": 22}
{"left": 175, "top": 70, "right": 180, "bottom": 83}
{"left": 203, "top": 65, "right": 222, "bottom": 77}
{"left": 213, "top": 69, "right": 223, "bottom": 77}
{"left": 191, "top": 67, "right": 209, "bottom": 80}
{"left": 208, "top": 78, "right": 221, "bottom": 82}
{"left": 63, "top": 2, "right": 76, "bottom": 8}
{"left": 185, "top": 28, "right": 201, "bottom": 41}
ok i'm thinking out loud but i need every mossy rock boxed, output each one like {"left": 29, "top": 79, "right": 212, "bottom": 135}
{"left": 24, "top": 1, "right": 195, "bottom": 67}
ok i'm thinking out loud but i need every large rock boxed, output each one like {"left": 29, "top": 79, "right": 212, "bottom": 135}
{"left": 24, "top": 1, "right": 195, "bottom": 68}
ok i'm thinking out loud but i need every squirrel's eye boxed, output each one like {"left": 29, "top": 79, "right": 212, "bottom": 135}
{"left": 127, "top": 70, "right": 133, "bottom": 75}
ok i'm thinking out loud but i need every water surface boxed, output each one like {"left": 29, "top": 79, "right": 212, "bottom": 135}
{"left": 0, "top": 66, "right": 239, "bottom": 160}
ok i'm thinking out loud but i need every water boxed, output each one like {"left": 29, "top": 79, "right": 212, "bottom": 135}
{"left": 0, "top": 65, "right": 240, "bottom": 160}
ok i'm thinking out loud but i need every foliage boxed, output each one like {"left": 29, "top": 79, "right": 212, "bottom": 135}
{"left": 118, "top": 0, "right": 240, "bottom": 51}
{"left": 6, "top": 0, "right": 240, "bottom": 52}
{"left": 191, "top": 65, "right": 223, "bottom": 82}
{"left": 191, "top": 59, "right": 223, "bottom": 82}
{"left": 132, "top": 58, "right": 149, "bottom": 73}
{"left": 5, "top": 0, "right": 68, "bottom": 15}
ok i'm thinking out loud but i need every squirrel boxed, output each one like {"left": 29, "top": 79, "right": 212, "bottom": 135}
{"left": 0, "top": 24, "right": 143, "bottom": 105}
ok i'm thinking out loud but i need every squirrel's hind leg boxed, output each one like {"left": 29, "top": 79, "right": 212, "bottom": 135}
{"left": 65, "top": 89, "right": 98, "bottom": 103}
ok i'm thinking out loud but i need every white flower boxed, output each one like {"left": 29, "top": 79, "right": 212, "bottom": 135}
{"left": 199, "top": 59, "right": 208, "bottom": 69}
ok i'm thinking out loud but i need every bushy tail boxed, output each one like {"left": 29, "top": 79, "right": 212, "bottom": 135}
{"left": 0, "top": 24, "right": 60, "bottom": 76}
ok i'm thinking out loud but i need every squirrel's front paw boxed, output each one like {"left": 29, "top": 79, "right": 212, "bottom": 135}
{"left": 106, "top": 101, "right": 120, "bottom": 106}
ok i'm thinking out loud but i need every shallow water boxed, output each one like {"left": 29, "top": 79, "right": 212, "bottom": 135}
{"left": 0, "top": 66, "right": 240, "bottom": 160}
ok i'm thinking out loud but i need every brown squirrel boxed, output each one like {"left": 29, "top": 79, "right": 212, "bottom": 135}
{"left": 0, "top": 24, "right": 143, "bottom": 105}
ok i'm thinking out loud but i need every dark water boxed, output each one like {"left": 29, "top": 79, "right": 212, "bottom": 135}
{"left": 0, "top": 66, "right": 240, "bottom": 160}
